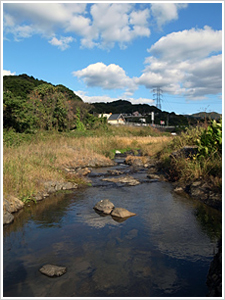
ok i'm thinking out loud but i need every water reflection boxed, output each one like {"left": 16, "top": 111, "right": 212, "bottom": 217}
{"left": 3, "top": 179, "right": 221, "bottom": 297}
{"left": 194, "top": 204, "right": 222, "bottom": 240}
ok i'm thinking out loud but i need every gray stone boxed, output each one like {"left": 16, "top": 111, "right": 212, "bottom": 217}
{"left": 39, "top": 264, "right": 67, "bottom": 277}
{"left": 111, "top": 207, "right": 136, "bottom": 219}
{"left": 62, "top": 182, "right": 78, "bottom": 190}
{"left": 44, "top": 181, "right": 78, "bottom": 193}
{"left": 102, "top": 176, "right": 140, "bottom": 186}
{"left": 171, "top": 146, "right": 198, "bottom": 159}
{"left": 3, "top": 196, "right": 24, "bottom": 213}
{"left": 147, "top": 174, "right": 160, "bottom": 180}
{"left": 3, "top": 210, "right": 14, "bottom": 225}
{"left": 93, "top": 199, "right": 115, "bottom": 214}
{"left": 107, "top": 170, "right": 123, "bottom": 176}
{"left": 125, "top": 157, "right": 143, "bottom": 167}
{"left": 174, "top": 186, "right": 184, "bottom": 193}
{"left": 34, "top": 192, "right": 50, "bottom": 201}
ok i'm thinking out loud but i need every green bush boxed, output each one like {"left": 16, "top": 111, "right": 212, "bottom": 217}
{"left": 197, "top": 120, "right": 222, "bottom": 158}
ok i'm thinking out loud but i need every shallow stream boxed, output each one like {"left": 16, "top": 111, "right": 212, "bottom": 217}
{"left": 3, "top": 156, "right": 222, "bottom": 297}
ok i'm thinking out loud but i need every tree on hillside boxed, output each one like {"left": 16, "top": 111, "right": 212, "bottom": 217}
{"left": 28, "top": 84, "right": 70, "bottom": 131}
{"left": 3, "top": 73, "right": 98, "bottom": 133}
{"left": 3, "top": 90, "right": 35, "bottom": 132}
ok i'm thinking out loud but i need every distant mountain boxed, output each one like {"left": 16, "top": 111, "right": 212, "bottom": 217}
{"left": 92, "top": 100, "right": 191, "bottom": 126}
{"left": 91, "top": 99, "right": 161, "bottom": 115}
{"left": 92, "top": 100, "right": 222, "bottom": 127}
{"left": 189, "top": 112, "right": 222, "bottom": 120}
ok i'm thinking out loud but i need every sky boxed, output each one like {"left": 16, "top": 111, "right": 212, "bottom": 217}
{"left": 2, "top": 1, "right": 223, "bottom": 115}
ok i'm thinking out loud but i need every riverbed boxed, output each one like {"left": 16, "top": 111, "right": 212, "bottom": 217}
{"left": 3, "top": 157, "right": 222, "bottom": 297}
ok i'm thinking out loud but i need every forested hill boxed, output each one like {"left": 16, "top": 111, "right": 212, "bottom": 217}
{"left": 3, "top": 74, "right": 83, "bottom": 102}
{"left": 3, "top": 74, "right": 95, "bottom": 133}
{"left": 92, "top": 100, "right": 161, "bottom": 115}
{"left": 92, "top": 100, "right": 221, "bottom": 127}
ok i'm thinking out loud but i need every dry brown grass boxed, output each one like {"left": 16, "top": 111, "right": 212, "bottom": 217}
{"left": 3, "top": 132, "right": 172, "bottom": 200}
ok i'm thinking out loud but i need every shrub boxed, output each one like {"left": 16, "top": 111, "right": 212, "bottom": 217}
{"left": 197, "top": 120, "right": 222, "bottom": 158}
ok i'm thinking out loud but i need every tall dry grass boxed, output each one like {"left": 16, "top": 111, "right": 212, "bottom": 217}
{"left": 3, "top": 130, "right": 171, "bottom": 200}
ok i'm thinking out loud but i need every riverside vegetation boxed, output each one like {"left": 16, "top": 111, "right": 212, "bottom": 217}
{"left": 3, "top": 74, "right": 222, "bottom": 296}
{"left": 3, "top": 120, "right": 222, "bottom": 207}
{"left": 3, "top": 74, "right": 222, "bottom": 206}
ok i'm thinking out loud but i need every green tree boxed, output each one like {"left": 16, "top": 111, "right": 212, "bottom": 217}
{"left": 3, "top": 91, "right": 35, "bottom": 132}
{"left": 75, "top": 108, "right": 86, "bottom": 131}
{"left": 28, "top": 84, "right": 70, "bottom": 130}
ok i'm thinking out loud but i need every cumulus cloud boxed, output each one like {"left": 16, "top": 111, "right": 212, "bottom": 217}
{"left": 151, "top": 3, "right": 188, "bottom": 29}
{"left": 137, "top": 26, "right": 222, "bottom": 99}
{"left": 75, "top": 91, "right": 118, "bottom": 104}
{"left": 75, "top": 90, "right": 154, "bottom": 105}
{"left": 48, "top": 36, "right": 74, "bottom": 50}
{"left": 3, "top": 70, "right": 16, "bottom": 76}
{"left": 3, "top": 3, "right": 151, "bottom": 49}
{"left": 148, "top": 26, "right": 222, "bottom": 61}
{"left": 73, "top": 62, "right": 137, "bottom": 94}
{"left": 89, "top": 3, "right": 150, "bottom": 49}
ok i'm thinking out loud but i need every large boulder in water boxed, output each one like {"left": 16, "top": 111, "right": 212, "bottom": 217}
{"left": 111, "top": 207, "right": 136, "bottom": 219}
{"left": 39, "top": 264, "right": 67, "bottom": 277}
{"left": 93, "top": 199, "right": 115, "bottom": 215}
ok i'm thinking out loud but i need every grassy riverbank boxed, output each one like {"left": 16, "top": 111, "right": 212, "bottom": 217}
{"left": 3, "top": 121, "right": 222, "bottom": 202}
{"left": 3, "top": 125, "right": 171, "bottom": 201}
{"left": 158, "top": 125, "right": 222, "bottom": 193}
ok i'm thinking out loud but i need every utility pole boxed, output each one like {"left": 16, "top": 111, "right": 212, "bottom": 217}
{"left": 153, "top": 87, "right": 163, "bottom": 111}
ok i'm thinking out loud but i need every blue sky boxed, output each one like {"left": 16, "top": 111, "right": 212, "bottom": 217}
{"left": 2, "top": 2, "right": 223, "bottom": 115}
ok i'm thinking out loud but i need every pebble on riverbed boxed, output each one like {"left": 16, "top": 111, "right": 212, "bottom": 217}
{"left": 39, "top": 264, "right": 67, "bottom": 277}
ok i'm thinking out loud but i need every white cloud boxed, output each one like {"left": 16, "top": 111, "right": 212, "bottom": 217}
{"left": 75, "top": 90, "right": 154, "bottom": 106}
{"left": 73, "top": 62, "right": 137, "bottom": 95}
{"left": 137, "top": 26, "right": 222, "bottom": 99}
{"left": 183, "top": 54, "right": 222, "bottom": 98}
{"left": 3, "top": 70, "right": 16, "bottom": 76}
{"left": 3, "top": 3, "right": 87, "bottom": 40}
{"left": 127, "top": 97, "right": 154, "bottom": 105}
{"left": 148, "top": 26, "right": 222, "bottom": 62}
{"left": 151, "top": 3, "right": 188, "bottom": 29}
{"left": 48, "top": 36, "right": 74, "bottom": 51}
{"left": 3, "top": 3, "right": 151, "bottom": 50}
{"left": 75, "top": 91, "right": 118, "bottom": 104}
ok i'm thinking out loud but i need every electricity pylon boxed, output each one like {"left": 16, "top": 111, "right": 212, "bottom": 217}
{"left": 153, "top": 87, "right": 163, "bottom": 111}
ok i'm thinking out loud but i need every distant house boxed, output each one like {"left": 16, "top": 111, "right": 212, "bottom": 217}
{"left": 133, "top": 111, "right": 141, "bottom": 117}
{"left": 107, "top": 114, "right": 125, "bottom": 125}
{"left": 98, "top": 113, "right": 112, "bottom": 119}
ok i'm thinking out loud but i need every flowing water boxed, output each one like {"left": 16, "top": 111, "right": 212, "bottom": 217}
{"left": 3, "top": 158, "right": 222, "bottom": 297}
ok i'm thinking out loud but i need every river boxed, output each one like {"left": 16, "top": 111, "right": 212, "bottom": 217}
{"left": 3, "top": 156, "right": 222, "bottom": 297}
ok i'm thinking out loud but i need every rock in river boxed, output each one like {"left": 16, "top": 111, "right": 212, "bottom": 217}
{"left": 3, "top": 195, "right": 24, "bottom": 213}
{"left": 39, "top": 264, "right": 67, "bottom": 277}
{"left": 93, "top": 199, "right": 115, "bottom": 214}
{"left": 102, "top": 176, "right": 140, "bottom": 186}
{"left": 3, "top": 195, "right": 24, "bottom": 225}
{"left": 3, "top": 210, "right": 14, "bottom": 225}
{"left": 111, "top": 207, "right": 136, "bottom": 219}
